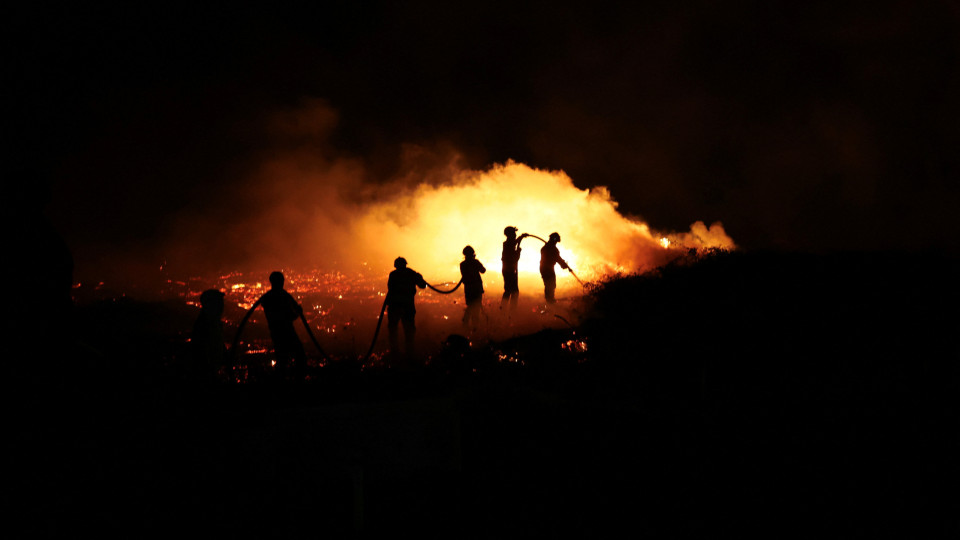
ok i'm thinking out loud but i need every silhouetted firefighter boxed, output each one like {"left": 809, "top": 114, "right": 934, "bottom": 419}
{"left": 11, "top": 167, "right": 75, "bottom": 390}
{"left": 501, "top": 226, "right": 529, "bottom": 311}
{"left": 387, "top": 257, "right": 427, "bottom": 361}
{"left": 251, "top": 271, "right": 307, "bottom": 379}
{"left": 460, "top": 245, "right": 486, "bottom": 329}
{"left": 191, "top": 289, "right": 227, "bottom": 383}
{"left": 539, "top": 232, "right": 569, "bottom": 304}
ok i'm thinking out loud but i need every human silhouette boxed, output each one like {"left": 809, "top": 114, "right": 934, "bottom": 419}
{"left": 190, "top": 289, "right": 227, "bottom": 384}
{"left": 251, "top": 271, "right": 306, "bottom": 379}
{"left": 9, "top": 167, "right": 75, "bottom": 391}
{"left": 539, "top": 232, "right": 569, "bottom": 304}
{"left": 500, "top": 226, "right": 529, "bottom": 311}
{"left": 386, "top": 257, "right": 427, "bottom": 361}
{"left": 460, "top": 245, "right": 486, "bottom": 329}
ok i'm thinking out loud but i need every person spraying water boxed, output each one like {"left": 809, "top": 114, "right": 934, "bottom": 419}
{"left": 539, "top": 232, "right": 570, "bottom": 304}
{"left": 500, "top": 226, "right": 529, "bottom": 311}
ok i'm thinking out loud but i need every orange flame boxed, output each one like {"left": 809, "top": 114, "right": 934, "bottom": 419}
{"left": 349, "top": 161, "right": 734, "bottom": 291}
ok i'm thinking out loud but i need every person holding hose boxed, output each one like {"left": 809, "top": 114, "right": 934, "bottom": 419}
{"left": 253, "top": 271, "right": 307, "bottom": 379}
{"left": 500, "top": 226, "right": 528, "bottom": 311}
{"left": 386, "top": 257, "right": 427, "bottom": 361}
{"left": 539, "top": 232, "right": 569, "bottom": 304}
{"left": 460, "top": 245, "right": 486, "bottom": 330}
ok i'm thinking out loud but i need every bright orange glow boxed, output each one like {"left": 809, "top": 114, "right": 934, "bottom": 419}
{"left": 350, "top": 161, "right": 735, "bottom": 291}
{"left": 163, "top": 158, "right": 738, "bottom": 374}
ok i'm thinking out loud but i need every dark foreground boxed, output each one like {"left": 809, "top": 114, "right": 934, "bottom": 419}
{"left": 7, "top": 250, "right": 958, "bottom": 537}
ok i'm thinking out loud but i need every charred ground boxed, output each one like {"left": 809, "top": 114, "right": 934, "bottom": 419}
{"left": 8, "top": 249, "right": 958, "bottom": 537}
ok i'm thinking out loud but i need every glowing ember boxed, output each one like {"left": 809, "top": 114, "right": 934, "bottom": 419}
{"left": 562, "top": 339, "right": 588, "bottom": 353}
{"left": 73, "top": 159, "right": 737, "bottom": 381}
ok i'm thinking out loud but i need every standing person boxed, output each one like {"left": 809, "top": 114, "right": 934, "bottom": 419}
{"left": 190, "top": 289, "right": 227, "bottom": 384}
{"left": 500, "top": 226, "right": 528, "bottom": 311}
{"left": 253, "top": 271, "right": 307, "bottom": 379}
{"left": 386, "top": 257, "right": 427, "bottom": 360}
{"left": 460, "top": 246, "right": 486, "bottom": 329}
{"left": 539, "top": 232, "right": 569, "bottom": 304}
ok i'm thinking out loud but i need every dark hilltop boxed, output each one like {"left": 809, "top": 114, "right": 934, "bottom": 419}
{"left": 8, "top": 244, "right": 957, "bottom": 537}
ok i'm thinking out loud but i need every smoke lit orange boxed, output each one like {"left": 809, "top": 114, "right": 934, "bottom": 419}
{"left": 349, "top": 160, "right": 735, "bottom": 293}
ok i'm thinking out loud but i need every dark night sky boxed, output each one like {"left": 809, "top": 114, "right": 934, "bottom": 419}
{"left": 9, "top": 1, "right": 960, "bottom": 275}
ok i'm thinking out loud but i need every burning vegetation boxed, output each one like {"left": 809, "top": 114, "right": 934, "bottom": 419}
{"left": 74, "top": 158, "right": 737, "bottom": 381}
{"left": 348, "top": 161, "right": 735, "bottom": 285}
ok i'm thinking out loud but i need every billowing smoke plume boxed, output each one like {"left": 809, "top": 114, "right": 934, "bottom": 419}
{"left": 351, "top": 162, "right": 734, "bottom": 293}
{"left": 152, "top": 101, "right": 733, "bottom": 291}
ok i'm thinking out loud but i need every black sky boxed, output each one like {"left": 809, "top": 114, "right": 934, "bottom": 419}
{"left": 9, "top": 1, "right": 960, "bottom": 273}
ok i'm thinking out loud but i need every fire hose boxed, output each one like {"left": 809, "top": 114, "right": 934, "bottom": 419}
{"left": 229, "top": 298, "right": 331, "bottom": 365}
{"left": 523, "top": 233, "right": 587, "bottom": 287}
{"left": 363, "top": 276, "right": 463, "bottom": 363}
{"left": 361, "top": 229, "right": 587, "bottom": 362}
{"left": 299, "top": 312, "right": 332, "bottom": 363}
